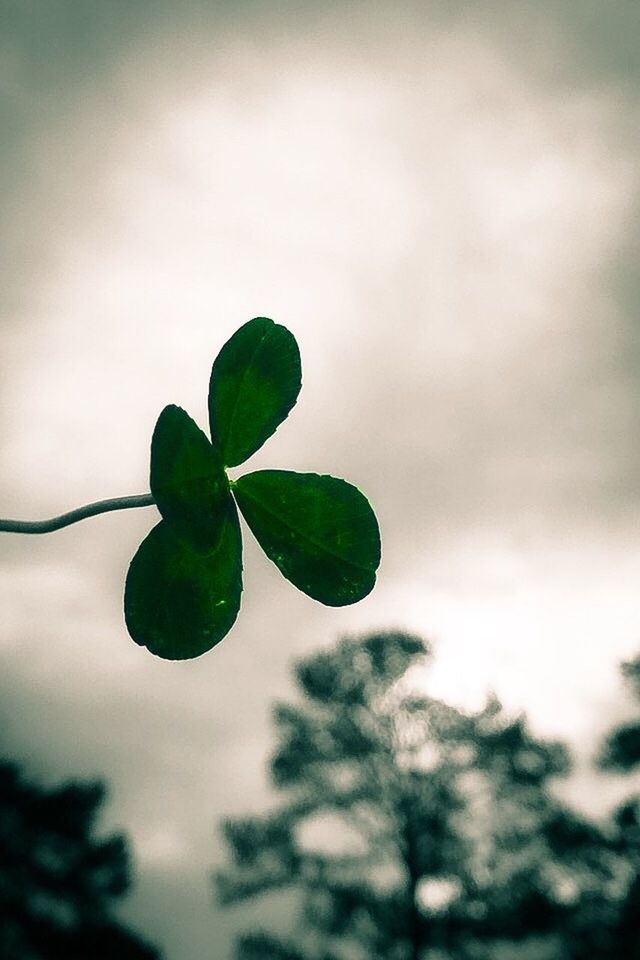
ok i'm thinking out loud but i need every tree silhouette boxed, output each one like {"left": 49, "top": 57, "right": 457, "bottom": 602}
{"left": 600, "top": 655, "right": 640, "bottom": 773}
{"left": 0, "top": 759, "right": 161, "bottom": 959}
{"left": 597, "top": 654, "right": 640, "bottom": 958}
{"left": 216, "top": 631, "right": 637, "bottom": 960}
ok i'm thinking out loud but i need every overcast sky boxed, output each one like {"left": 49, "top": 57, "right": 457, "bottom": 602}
{"left": 1, "top": 1, "right": 640, "bottom": 957}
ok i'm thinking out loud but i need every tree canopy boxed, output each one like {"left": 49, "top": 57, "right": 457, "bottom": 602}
{"left": 0, "top": 759, "right": 161, "bottom": 960}
{"left": 597, "top": 653, "right": 640, "bottom": 958}
{"left": 600, "top": 655, "right": 640, "bottom": 773}
{"left": 216, "top": 631, "right": 640, "bottom": 960}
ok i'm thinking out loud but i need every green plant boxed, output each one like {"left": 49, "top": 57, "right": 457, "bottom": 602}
{"left": 0, "top": 318, "right": 381, "bottom": 660}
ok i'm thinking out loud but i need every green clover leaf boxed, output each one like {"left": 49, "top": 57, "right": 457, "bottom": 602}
{"left": 208, "top": 317, "right": 302, "bottom": 467}
{"left": 124, "top": 506, "right": 243, "bottom": 661}
{"left": 124, "top": 317, "right": 381, "bottom": 660}
{"left": 150, "top": 404, "right": 229, "bottom": 555}
{"left": 232, "top": 470, "right": 380, "bottom": 606}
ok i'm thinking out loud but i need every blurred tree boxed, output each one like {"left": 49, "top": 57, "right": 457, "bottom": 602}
{"left": 0, "top": 760, "right": 161, "bottom": 959}
{"left": 597, "top": 654, "right": 640, "bottom": 958}
{"left": 215, "top": 632, "right": 636, "bottom": 960}
{"left": 600, "top": 655, "right": 640, "bottom": 773}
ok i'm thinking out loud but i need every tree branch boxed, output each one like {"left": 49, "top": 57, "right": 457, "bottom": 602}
{"left": 0, "top": 493, "right": 156, "bottom": 534}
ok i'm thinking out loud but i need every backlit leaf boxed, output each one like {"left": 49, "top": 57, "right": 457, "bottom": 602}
{"left": 124, "top": 498, "right": 243, "bottom": 660}
{"left": 208, "top": 317, "right": 302, "bottom": 467}
{"left": 233, "top": 470, "right": 380, "bottom": 606}
{"left": 150, "top": 404, "right": 230, "bottom": 554}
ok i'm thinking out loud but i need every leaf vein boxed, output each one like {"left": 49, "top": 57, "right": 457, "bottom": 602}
{"left": 237, "top": 486, "right": 375, "bottom": 573}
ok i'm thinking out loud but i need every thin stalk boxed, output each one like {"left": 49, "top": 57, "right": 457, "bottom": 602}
{"left": 0, "top": 493, "right": 155, "bottom": 534}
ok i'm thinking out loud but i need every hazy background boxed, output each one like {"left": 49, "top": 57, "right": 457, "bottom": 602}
{"left": 1, "top": 1, "right": 639, "bottom": 956}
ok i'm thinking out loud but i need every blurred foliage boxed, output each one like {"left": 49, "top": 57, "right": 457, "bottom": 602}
{"left": 0, "top": 759, "right": 161, "bottom": 960}
{"left": 216, "top": 631, "right": 640, "bottom": 959}
{"left": 600, "top": 655, "right": 640, "bottom": 772}
{"left": 596, "top": 653, "right": 640, "bottom": 959}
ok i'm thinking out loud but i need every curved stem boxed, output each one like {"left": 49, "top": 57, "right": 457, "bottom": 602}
{"left": 0, "top": 493, "right": 156, "bottom": 534}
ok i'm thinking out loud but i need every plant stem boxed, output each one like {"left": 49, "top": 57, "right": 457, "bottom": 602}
{"left": 0, "top": 493, "right": 156, "bottom": 534}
